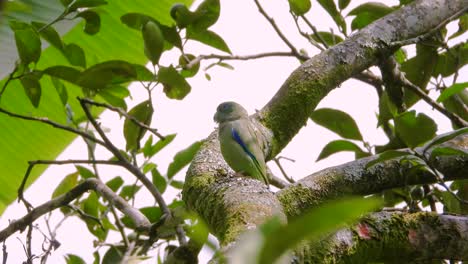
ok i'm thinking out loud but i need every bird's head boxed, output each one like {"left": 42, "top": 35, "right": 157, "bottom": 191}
{"left": 214, "top": 101, "right": 248, "bottom": 123}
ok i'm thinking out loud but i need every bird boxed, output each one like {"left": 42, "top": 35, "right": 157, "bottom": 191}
{"left": 213, "top": 101, "right": 269, "bottom": 185}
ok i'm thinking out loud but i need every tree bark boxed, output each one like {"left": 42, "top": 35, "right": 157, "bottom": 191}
{"left": 182, "top": 0, "right": 468, "bottom": 261}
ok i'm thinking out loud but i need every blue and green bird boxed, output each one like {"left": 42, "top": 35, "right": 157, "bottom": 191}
{"left": 214, "top": 102, "right": 269, "bottom": 185}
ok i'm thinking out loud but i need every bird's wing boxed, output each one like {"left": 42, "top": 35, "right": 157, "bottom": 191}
{"left": 230, "top": 122, "right": 269, "bottom": 184}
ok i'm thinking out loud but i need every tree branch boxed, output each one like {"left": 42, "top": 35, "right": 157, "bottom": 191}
{"left": 0, "top": 178, "right": 151, "bottom": 242}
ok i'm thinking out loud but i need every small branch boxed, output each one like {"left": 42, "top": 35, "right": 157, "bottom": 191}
{"left": 273, "top": 156, "right": 296, "bottom": 184}
{"left": 290, "top": 14, "right": 324, "bottom": 51}
{"left": 78, "top": 98, "right": 188, "bottom": 246}
{"left": 186, "top": 51, "right": 297, "bottom": 69}
{"left": 383, "top": 56, "right": 467, "bottom": 127}
{"left": 79, "top": 98, "right": 165, "bottom": 141}
{"left": 0, "top": 107, "right": 106, "bottom": 146}
{"left": 301, "top": 15, "right": 330, "bottom": 49}
{"left": 253, "top": 0, "right": 308, "bottom": 61}
{"left": 0, "top": 178, "right": 151, "bottom": 242}
{"left": 391, "top": 6, "right": 468, "bottom": 47}
{"left": 17, "top": 159, "right": 122, "bottom": 203}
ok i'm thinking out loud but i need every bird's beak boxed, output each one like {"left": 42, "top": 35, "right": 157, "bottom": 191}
{"left": 213, "top": 112, "right": 219, "bottom": 123}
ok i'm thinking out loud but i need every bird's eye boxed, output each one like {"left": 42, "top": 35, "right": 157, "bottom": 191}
{"left": 220, "top": 103, "right": 231, "bottom": 112}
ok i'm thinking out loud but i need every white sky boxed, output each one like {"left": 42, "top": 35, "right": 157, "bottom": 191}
{"left": 1, "top": 0, "right": 465, "bottom": 262}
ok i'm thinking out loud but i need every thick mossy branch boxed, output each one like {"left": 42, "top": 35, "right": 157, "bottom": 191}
{"left": 260, "top": 0, "right": 467, "bottom": 155}
{"left": 295, "top": 211, "right": 468, "bottom": 263}
{"left": 278, "top": 133, "right": 468, "bottom": 217}
{"left": 183, "top": 0, "right": 467, "bottom": 253}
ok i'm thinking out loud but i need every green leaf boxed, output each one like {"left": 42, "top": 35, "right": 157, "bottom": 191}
{"left": 395, "top": 111, "right": 437, "bottom": 148}
{"left": 433, "top": 42, "right": 468, "bottom": 78}
{"left": 423, "top": 127, "right": 468, "bottom": 152}
{"left": 310, "top": 31, "right": 343, "bottom": 46}
{"left": 430, "top": 146, "right": 468, "bottom": 161}
{"left": 76, "top": 60, "right": 137, "bottom": 92}
{"left": 310, "top": 108, "right": 363, "bottom": 140}
{"left": 50, "top": 76, "right": 68, "bottom": 106}
{"left": 52, "top": 171, "right": 79, "bottom": 198}
{"left": 158, "top": 65, "right": 191, "bottom": 100}
{"left": 179, "top": 54, "right": 200, "bottom": 78}
{"left": 105, "top": 176, "right": 124, "bottom": 192}
{"left": 77, "top": 10, "right": 101, "bottom": 35}
{"left": 186, "top": 28, "right": 231, "bottom": 54}
{"left": 76, "top": 165, "right": 96, "bottom": 179}
{"left": 152, "top": 167, "right": 167, "bottom": 194}
{"left": 69, "top": 0, "right": 108, "bottom": 12}
{"left": 44, "top": 65, "right": 82, "bottom": 84}
{"left": 20, "top": 73, "right": 42, "bottom": 108}
{"left": 98, "top": 86, "right": 128, "bottom": 109}
{"left": 167, "top": 140, "right": 203, "bottom": 179}
{"left": 338, "top": 0, "right": 351, "bottom": 10}
{"left": 121, "top": 206, "right": 162, "bottom": 228}
{"left": 288, "top": 0, "right": 311, "bottom": 16}
{"left": 132, "top": 64, "right": 155, "bottom": 81}
{"left": 317, "top": 140, "right": 367, "bottom": 161}
{"left": 120, "top": 12, "right": 182, "bottom": 50}
{"left": 102, "top": 247, "right": 123, "bottom": 264}
{"left": 191, "top": 0, "right": 220, "bottom": 30}
{"left": 257, "top": 197, "right": 381, "bottom": 263}
{"left": 31, "top": 21, "right": 63, "bottom": 50}
{"left": 143, "top": 133, "right": 177, "bottom": 158}
{"left": 119, "top": 185, "right": 141, "bottom": 200}
{"left": 449, "top": 14, "right": 467, "bottom": 39}
{"left": 437, "top": 82, "right": 468, "bottom": 102}
{"left": 377, "top": 91, "right": 398, "bottom": 126}
{"left": 366, "top": 150, "right": 413, "bottom": 168}
{"left": 170, "top": 3, "right": 196, "bottom": 28}
{"left": 142, "top": 21, "right": 164, "bottom": 65}
{"left": 348, "top": 3, "right": 394, "bottom": 30}
{"left": 82, "top": 192, "right": 107, "bottom": 241}
{"left": 317, "top": 0, "right": 346, "bottom": 34}
{"left": 11, "top": 22, "right": 41, "bottom": 65}
{"left": 64, "top": 43, "right": 87, "bottom": 68}
{"left": 65, "top": 254, "right": 86, "bottom": 264}
{"left": 170, "top": 180, "right": 184, "bottom": 189}
{"left": 123, "top": 100, "right": 153, "bottom": 151}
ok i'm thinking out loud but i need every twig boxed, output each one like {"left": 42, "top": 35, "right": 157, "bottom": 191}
{"left": 2, "top": 241, "right": 7, "bottom": 264}
{"left": 0, "top": 107, "right": 106, "bottom": 146}
{"left": 253, "top": 0, "right": 308, "bottom": 61}
{"left": 17, "top": 159, "right": 122, "bottom": 203}
{"left": 186, "top": 51, "right": 297, "bottom": 69}
{"left": 301, "top": 15, "right": 330, "bottom": 49}
{"left": 0, "top": 178, "right": 151, "bottom": 242}
{"left": 80, "top": 98, "right": 165, "bottom": 141}
{"left": 290, "top": 14, "right": 324, "bottom": 51}
{"left": 382, "top": 57, "right": 468, "bottom": 127}
{"left": 391, "top": 6, "right": 468, "bottom": 47}
{"left": 79, "top": 98, "right": 188, "bottom": 246}
{"left": 273, "top": 156, "right": 296, "bottom": 183}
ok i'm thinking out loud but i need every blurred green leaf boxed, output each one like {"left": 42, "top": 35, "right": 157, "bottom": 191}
{"left": 423, "top": 127, "right": 468, "bottom": 152}
{"left": 11, "top": 21, "right": 41, "bottom": 65}
{"left": 20, "top": 73, "right": 42, "bottom": 107}
{"left": 121, "top": 206, "right": 162, "bottom": 228}
{"left": 430, "top": 146, "right": 468, "bottom": 161}
{"left": 257, "top": 197, "right": 381, "bottom": 263}
{"left": 152, "top": 167, "right": 167, "bottom": 193}
{"left": 77, "top": 60, "right": 137, "bottom": 92}
{"left": 167, "top": 141, "right": 203, "bottom": 179}
{"left": 50, "top": 76, "right": 68, "bottom": 106}
{"left": 119, "top": 185, "right": 141, "bottom": 200}
{"left": 76, "top": 10, "right": 101, "bottom": 35}
{"left": 179, "top": 54, "right": 200, "bottom": 78}
{"left": 170, "top": 180, "right": 184, "bottom": 189}
{"left": 64, "top": 43, "right": 87, "bottom": 68}
{"left": 437, "top": 82, "right": 468, "bottom": 102}
{"left": 310, "top": 31, "right": 343, "bottom": 46}
{"left": 124, "top": 100, "right": 153, "bottom": 151}
{"left": 143, "top": 134, "right": 177, "bottom": 158}
{"left": 433, "top": 42, "right": 468, "bottom": 78}
{"left": 449, "top": 14, "right": 467, "bottom": 39}
{"left": 76, "top": 165, "right": 96, "bottom": 179}
{"left": 31, "top": 21, "right": 63, "bottom": 50}
{"left": 44, "top": 65, "right": 82, "bottom": 83}
{"left": 288, "top": 0, "right": 311, "bottom": 16}
{"left": 378, "top": 91, "right": 398, "bottom": 126}
{"left": 102, "top": 247, "right": 123, "bottom": 264}
{"left": 395, "top": 111, "right": 437, "bottom": 148}
{"left": 52, "top": 171, "right": 79, "bottom": 198}
{"left": 348, "top": 2, "right": 394, "bottom": 31}
{"left": 191, "top": 0, "right": 220, "bottom": 30}
{"left": 105, "top": 176, "right": 124, "bottom": 192}
{"left": 65, "top": 254, "right": 86, "bottom": 264}
{"left": 186, "top": 28, "right": 231, "bottom": 53}
{"left": 142, "top": 21, "right": 165, "bottom": 65}
{"left": 338, "top": 0, "right": 351, "bottom": 10}
{"left": 317, "top": 0, "right": 346, "bottom": 34}
{"left": 170, "top": 3, "right": 196, "bottom": 28}
{"left": 317, "top": 140, "right": 368, "bottom": 161}
{"left": 158, "top": 65, "right": 191, "bottom": 100}
{"left": 310, "top": 108, "right": 363, "bottom": 140}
